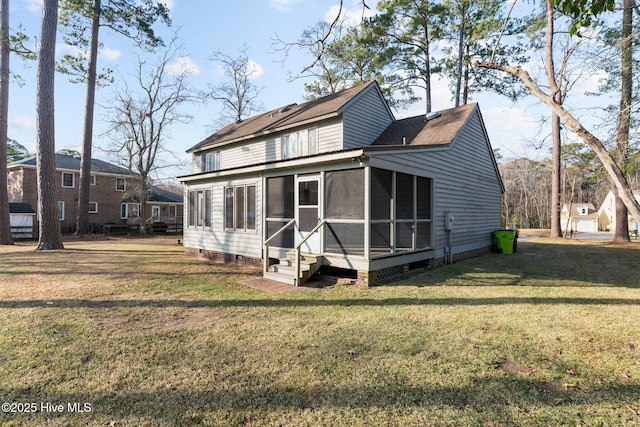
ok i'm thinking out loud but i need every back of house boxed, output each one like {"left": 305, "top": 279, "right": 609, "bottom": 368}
{"left": 179, "top": 81, "right": 504, "bottom": 286}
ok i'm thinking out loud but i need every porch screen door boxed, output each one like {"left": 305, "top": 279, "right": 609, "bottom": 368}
{"left": 297, "top": 176, "right": 321, "bottom": 254}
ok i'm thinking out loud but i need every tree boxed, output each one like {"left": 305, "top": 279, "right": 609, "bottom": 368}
{"left": 0, "top": 0, "right": 12, "bottom": 245}
{"left": 207, "top": 46, "right": 264, "bottom": 128}
{"left": 36, "top": 0, "right": 64, "bottom": 250}
{"left": 7, "top": 139, "right": 30, "bottom": 162}
{"left": 59, "top": 0, "right": 170, "bottom": 236}
{"left": 103, "top": 38, "right": 193, "bottom": 231}
{"left": 371, "top": 0, "right": 447, "bottom": 114}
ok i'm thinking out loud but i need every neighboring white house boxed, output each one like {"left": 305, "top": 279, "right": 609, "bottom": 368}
{"left": 178, "top": 81, "right": 504, "bottom": 286}
{"left": 561, "top": 203, "right": 599, "bottom": 233}
{"left": 597, "top": 190, "right": 640, "bottom": 232}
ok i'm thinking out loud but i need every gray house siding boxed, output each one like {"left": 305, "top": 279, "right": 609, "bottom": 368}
{"left": 367, "top": 110, "right": 502, "bottom": 259}
{"left": 183, "top": 176, "right": 263, "bottom": 259}
{"left": 342, "top": 85, "right": 394, "bottom": 149}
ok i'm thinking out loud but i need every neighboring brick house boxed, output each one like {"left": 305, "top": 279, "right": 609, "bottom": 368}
{"left": 8, "top": 153, "right": 183, "bottom": 233}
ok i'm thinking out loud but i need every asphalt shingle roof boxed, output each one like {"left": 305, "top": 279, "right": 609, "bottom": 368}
{"left": 372, "top": 103, "right": 478, "bottom": 147}
{"left": 187, "top": 81, "right": 379, "bottom": 153}
{"left": 9, "top": 153, "right": 138, "bottom": 176}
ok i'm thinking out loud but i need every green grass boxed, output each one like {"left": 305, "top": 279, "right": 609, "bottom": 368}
{"left": 0, "top": 236, "right": 639, "bottom": 426}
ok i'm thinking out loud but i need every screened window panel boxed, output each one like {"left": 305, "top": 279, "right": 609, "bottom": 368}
{"left": 396, "top": 222, "right": 414, "bottom": 251}
{"left": 204, "top": 190, "right": 212, "bottom": 227}
{"left": 267, "top": 176, "right": 294, "bottom": 218}
{"left": 247, "top": 186, "right": 256, "bottom": 230}
{"left": 371, "top": 168, "right": 392, "bottom": 220}
{"left": 188, "top": 191, "right": 196, "bottom": 227}
{"left": 326, "top": 169, "right": 364, "bottom": 219}
{"left": 371, "top": 222, "right": 392, "bottom": 256}
{"left": 224, "top": 187, "right": 234, "bottom": 229}
{"left": 416, "top": 222, "right": 432, "bottom": 248}
{"left": 299, "top": 207, "right": 318, "bottom": 232}
{"left": 267, "top": 221, "right": 294, "bottom": 249}
{"left": 235, "top": 186, "right": 245, "bottom": 230}
{"left": 396, "top": 173, "right": 414, "bottom": 220}
{"left": 325, "top": 223, "right": 364, "bottom": 256}
{"left": 417, "top": 177, "right": 431, "bottom": 219}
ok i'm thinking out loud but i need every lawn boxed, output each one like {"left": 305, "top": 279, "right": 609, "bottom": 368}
{"left": 0, "top": 235, "right": 639, "bottom": 426}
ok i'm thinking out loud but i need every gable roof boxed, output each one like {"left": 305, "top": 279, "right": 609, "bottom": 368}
{"left": 149, "top": 187, "right": 183, "bottom": 203}
{"left": 188, "top": 81, "right": 384, "bottom": 153}
{"left": 372, "top": 103, "right": 478, "bottom": 147}
{"left": 9, "top": 153, "right": 137, "bottom": 176}
{"left": 562, "top": 203, "right": 598, "bottom": 218}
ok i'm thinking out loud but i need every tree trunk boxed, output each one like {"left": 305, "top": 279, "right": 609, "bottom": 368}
{"left": 36, "top": 0, "right": 63, "bottom": 251}
{"left": 473, "top": 61, "right": 640, "bottom": 226}
{"left": 613, "top": 0, "right": 632, "bottom": 242}
{"left": 545, "top": 0, "right": 563, "bottom": 238}
{"left": 0, "top": 0, "right": 13, "bottom": 245}
{"left": 454, "top": 3, "right": 466, "bottom": 107}
{"left": 76, "top": 0, "right": 101, "bottom": 236}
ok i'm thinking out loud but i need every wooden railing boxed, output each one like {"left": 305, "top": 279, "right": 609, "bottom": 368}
{"left": 263, "top": 219, "right": 295, "bottom": 276}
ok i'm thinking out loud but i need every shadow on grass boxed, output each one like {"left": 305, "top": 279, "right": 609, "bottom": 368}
{"left": 1, "top": 377, "right": 638, "bottom": 424}
{"left": 2, "top": 296, "right": 639, "bottom": 309}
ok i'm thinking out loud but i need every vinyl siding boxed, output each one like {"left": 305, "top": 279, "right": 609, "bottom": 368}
{"left": 183, "top": 176, "right": 263, "bottom": 258}
{"left": 342, "top": 85, "right": 394, "bottom": 149}
{"left": 368, "top": 110, "right": 502, "bottom": 258}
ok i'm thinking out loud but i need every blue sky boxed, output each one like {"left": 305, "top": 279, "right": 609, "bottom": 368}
{"left": 7, "top": 0, "right": 612, "bottom": 181}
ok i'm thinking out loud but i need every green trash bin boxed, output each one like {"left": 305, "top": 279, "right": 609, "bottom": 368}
{"left": 495, "top": 229, "right": 518, "bottom": 254}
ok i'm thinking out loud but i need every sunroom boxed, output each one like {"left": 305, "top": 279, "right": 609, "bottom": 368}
{"left": 263, "top": 162, "right": 434, "bottom": 285}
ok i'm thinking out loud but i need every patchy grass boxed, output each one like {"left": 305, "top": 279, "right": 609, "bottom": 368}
{"left": 0, "top": 236, "right": 639, "bottom": 426}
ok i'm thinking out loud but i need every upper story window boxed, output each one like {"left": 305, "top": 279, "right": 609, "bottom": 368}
{"left": 90, "top": 175, "right": 96, "bottom": 185}
{"left": 282, "top": 128, "right": 318, "bottom": 160}
{"left": 116, "top": 178, "right": 126, "bottom": 192}
{"left": 62, "top": 172, "right": 75, "bottom": 188}
{"left": 201, "top": 151, "right": 220, "bottom": 172}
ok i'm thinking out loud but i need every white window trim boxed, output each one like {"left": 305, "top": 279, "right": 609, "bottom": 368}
{"left": 224, "top": 184, "right": 257, "bottom": 232}
{"left": 281, "top": 127, "right": 318, "bottom": 160}
{"left": 116, "top": 178, "right": 126, "bottom": 192}
{"left": 202, "top": 151, "right": 220, "bottom": 172}
{"left": 89, "top": 202, "right": 98, "bottom": 213}
{"left": 90, "top": 175, "right": 96, "bottom": 185}
{"left": 169, "top": 205, "right": 177, "bottom": 218}
{"left": 121, "top": 203, "right": 141, "bottom": 219}
{"left": 58, "top": 201, "right": 65, "bottom": 221}
{"left": 62, "top": 172, "right": 75, "bottom": 188}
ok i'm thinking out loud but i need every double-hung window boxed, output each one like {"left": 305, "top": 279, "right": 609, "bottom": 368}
{"left": 62, "top": 172, "right": 75, "bottom": 188}
{"left": 281, "top": 128, "right": 318, "bottom": 159}
{"left": 187, "top": 189, "right": 211, "bottom": 228}
{"left": 224, "top": 185, "right": 256, "bottom": 231}
{"left": 201, "top": 151, "right": 220, "bottom": 172}
{"left": 116, "top": 178, "right": 126, "bottom": 192}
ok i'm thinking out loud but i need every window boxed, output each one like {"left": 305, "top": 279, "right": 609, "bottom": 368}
{"left": 58, "top": 201, "right": 65, "bottom": 221}
{"left": 90, "top": 175, "right": 96, "bottom": 185}
{"left": 281, "top": 128, "right": 318, "bottom": 159}
{"left": 201, "top": 151, "right": 220, "bottom": 172}
{"left": 266, "top": 176, "right": 294, "bottom": 248}
{"left": 62, "top": 173, "right": 75, "bottom": 188}
{"left": 88, "top": 202, "right": 98, "bottom": 213}
{"left": 116, "top": 178, "right": 126, "bottom": 191}
{"left": 121, "top": 203, "right": 140, "bottom": 219}
{"left": 169, "top": 205, "right": 177, "bottom": 218}
{"left": 225, "top": 185, "right": 256, "bottom": 231}
{"left": 187, "top": 190, "right": 211, "bottom": 228}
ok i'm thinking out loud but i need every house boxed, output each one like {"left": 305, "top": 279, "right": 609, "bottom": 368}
{"left": 597, "top": 190, "right": 640, "bottom": 232}
{"left": 9, "top": 202, "right": 36, "bottom": 238}
{"left": 8, "top": 153, "right": 183, "bottom": 233}
{"left": 561, "top": 203, "right": 599, "bottom": 233}
{"left": 178, "top": 81, "right": 504, "bottom": 286}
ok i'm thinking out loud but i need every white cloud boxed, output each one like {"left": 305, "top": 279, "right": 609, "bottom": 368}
{"left": 483, "top": 106, "right": 538, "bottom": 133}
{"left": 270, "top": 0, "right": 301, "bottom": 12}
{"left": 160, "top": 0, "right": 175, "bottom": 10}
{"left": 11, "top": 115, "right": 36, "bottom": 130}
{"left": 324, "top": 1, "right": 377, "bottom": 27}
{"left": 99, "top": 47, "right": 121, "bottom": 61}
{"left": 24, "top": 0, "right": 42, "bottom": 13}
{"left": 246, "top": 59, "right": 264, "bottom": 79}
{"left": 166, "top": 56, "right": 201, "bottom": 76}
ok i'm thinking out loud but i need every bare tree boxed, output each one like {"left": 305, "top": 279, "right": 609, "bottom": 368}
{"left": 36, "top": 0, "right": 64, "bottom": 250}
{"left": 207, "top": 45, "right": 263, "bottom": 128}
{"left": 103, "top": 38, "right": 193, "bottom": 231}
